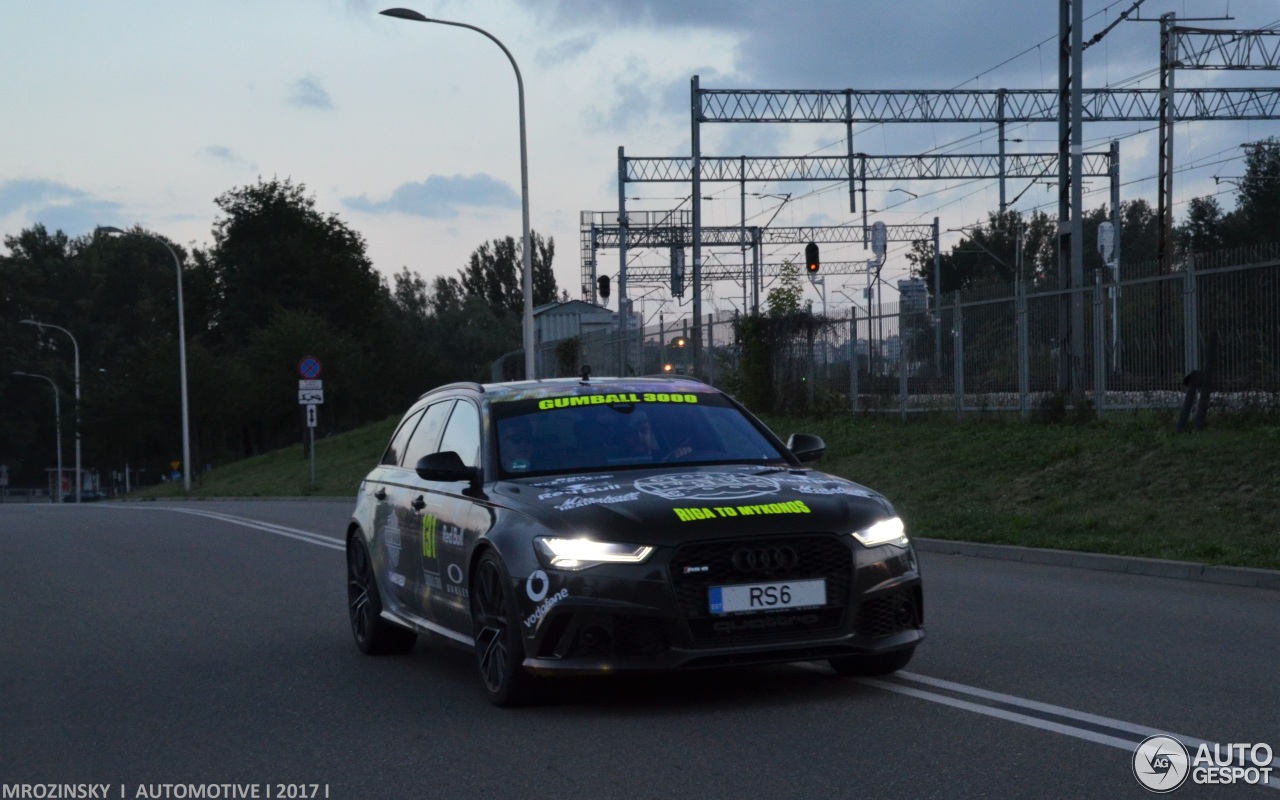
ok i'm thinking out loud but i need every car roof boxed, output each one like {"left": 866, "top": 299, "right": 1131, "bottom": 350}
{"left": 417, "top": 376, "right": 716, "bottom": 404}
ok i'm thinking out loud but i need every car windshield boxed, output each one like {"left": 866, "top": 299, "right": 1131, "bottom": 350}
{"left": 491, "top": 388, "right": 788, "bottom": 478}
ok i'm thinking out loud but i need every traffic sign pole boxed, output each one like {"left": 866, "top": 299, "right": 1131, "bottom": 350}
{"left": 305, "top": 403, "right": 318, "bottom": 486}
{"left": 297, "top": 356, "right": 322, "bottom": 487}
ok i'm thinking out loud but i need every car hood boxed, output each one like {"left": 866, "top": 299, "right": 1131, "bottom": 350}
{"left": 491, "top": 464, "right": 895, "bottom": 546}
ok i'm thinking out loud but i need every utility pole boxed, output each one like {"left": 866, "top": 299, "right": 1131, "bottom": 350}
{"left": 1058, "top": 0, "right": 1084, "bottom": 397}
{"left": 690, "top": 75, "right": 704, "bottom": 378}
{"left": 1158, "top": 13, "right": 1177, "bottom": 278}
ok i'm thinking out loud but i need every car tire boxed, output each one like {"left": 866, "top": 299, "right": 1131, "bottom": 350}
{"left": 828, "top": 646, "right": 915, "bottom": 677}
{"left": 347, "top": 534, "right": 417, "bottom": 656}
{"left": 470, "top": 551, "right": 539, "bottom": 707}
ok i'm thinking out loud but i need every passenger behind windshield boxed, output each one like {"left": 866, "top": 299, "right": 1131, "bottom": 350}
{"left": 498, "top": 415, "right": 534, "bottom": 472}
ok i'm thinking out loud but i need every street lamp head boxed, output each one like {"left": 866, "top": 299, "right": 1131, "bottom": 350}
{"left": 380, "top": 8, "right": 432, "bottom": 22}
{"left": 19, "top": 319, "right": 42, "bottom": 328}
{"left": 96, "top": 226, "right": 126, "bottom": 236}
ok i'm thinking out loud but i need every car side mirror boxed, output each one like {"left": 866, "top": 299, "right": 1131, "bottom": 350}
{"left": 786, "top": 433, "right": 826, "bottom": 463}
{"left": 416, "top": 451, "right": 481, "bottom": 485}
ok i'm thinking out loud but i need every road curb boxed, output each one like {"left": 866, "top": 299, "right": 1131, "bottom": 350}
{"left": 914, "top": 538, "right": 1280, "bottom": 591}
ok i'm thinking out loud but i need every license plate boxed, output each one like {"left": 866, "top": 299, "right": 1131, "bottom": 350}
{"left": 708, "top": 578, "right": 826, "bottom": 615}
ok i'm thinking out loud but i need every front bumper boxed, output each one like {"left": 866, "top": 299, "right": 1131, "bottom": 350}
{"left": 517, "top": 533, "right": 924, "bottom": 674}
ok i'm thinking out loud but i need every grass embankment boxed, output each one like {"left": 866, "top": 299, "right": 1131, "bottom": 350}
{"left": 133, "top": 416, "right": 400, "bottom": 501}
{"left": 133, "top": 411, "right": 1280, "bottom": 571}
{"left": 764, "top": 413, "right": 1280, "bottom": 571}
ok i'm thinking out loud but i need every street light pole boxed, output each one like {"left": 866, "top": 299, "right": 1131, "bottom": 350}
{"left": 96, "top": 226, "right": 192, "bottom": 493}
{"left": 381, "top": 7, "right": 536, "bottom": 381}
{"left": 20, "top": 320, "right": 80, "bottom": 502}
{"left": 14, "top": 371, "right": 62, "bottom": 503}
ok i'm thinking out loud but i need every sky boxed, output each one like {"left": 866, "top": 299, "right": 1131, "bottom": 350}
{"left": 3, "top": 0, "right": 1278, "bottom": 324}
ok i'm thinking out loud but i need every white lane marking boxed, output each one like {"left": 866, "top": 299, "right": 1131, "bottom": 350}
{"left": 794, "top": 662, "right": 1280, "bottom": 786}
{"left": 898, "top": 671, "right": 1194, "bottom": 739}
{"left": 891, "top": 671, "right": 1280, "bottom": 772}
{"left": 115, "top": 506, "right": 345, "bottom": 551}
{"left": 862, "top": 677, "right": 1140, "bottom": 749}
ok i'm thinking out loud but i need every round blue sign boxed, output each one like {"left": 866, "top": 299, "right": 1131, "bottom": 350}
{"left": 298, "top": 356, "right": 322, "bottom": 378}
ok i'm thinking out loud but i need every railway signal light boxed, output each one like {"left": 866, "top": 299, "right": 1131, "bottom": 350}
{"left": 805, "top": 242, "right": 820, "bottom": 274}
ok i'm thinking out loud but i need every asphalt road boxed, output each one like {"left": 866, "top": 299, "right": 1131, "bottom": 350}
{"left": 1, "top": 500, "right": 1276, "bottom": 799}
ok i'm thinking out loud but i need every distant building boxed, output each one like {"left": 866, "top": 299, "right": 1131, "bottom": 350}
{"left": 493, "top": 300, "right": 622, "bottom": 381}
{"left": 883, "top": 335, "right": 902, "bottom": 365}
{"left": 533, "top": 300, "right": 618, "bottom": 344}
{"left": 898, "top": 279, "right": 928, "bottom": 314}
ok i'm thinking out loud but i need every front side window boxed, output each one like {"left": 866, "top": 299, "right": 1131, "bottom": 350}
{"left": 437, "top": 401, "right": 481, "bottom": 468}
{"left": 401, "top": 400, "right": 455, "bottom": 471}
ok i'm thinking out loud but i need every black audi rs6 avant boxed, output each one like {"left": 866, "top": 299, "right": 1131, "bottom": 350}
{"left": 346, "top": 376, "right": 924, "bottom": 705}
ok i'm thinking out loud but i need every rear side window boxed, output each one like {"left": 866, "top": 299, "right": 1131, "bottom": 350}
{"left": 381, "top": 408, "right": 424, "bottom": 466}
{"left": 400, "top": 400, "right": 455, "bottom": 471}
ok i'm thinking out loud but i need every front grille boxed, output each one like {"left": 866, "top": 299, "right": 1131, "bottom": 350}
{"left": 855, "top": 589, "right": 919, "bottom": 637}
{"left": 669, "top": 534, "right": 853, "bottom": 645}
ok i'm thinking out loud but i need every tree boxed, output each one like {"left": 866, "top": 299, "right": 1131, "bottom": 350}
{"left": 766, "top": 261, "right": 803, "bottom": 317}
{"left": 425, "top": 295, "right": 521, "bottom": 382}
{"left": 1227, "top": 138, "right": 1280, "bottom": 246}
{"left": 1176, "top": 196, "right": 1225, "bottom": 256}
{"left": 1119, "top": 198, "right": 1161, "bottom": 275}
{"left": 207, "top": 177, "right": 387, "bottom": 348}
{"left": 448, "top": 231, "right": 557, "bottom": 317}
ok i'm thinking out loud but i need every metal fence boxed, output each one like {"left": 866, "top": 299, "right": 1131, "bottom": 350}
{"left": 534, "top": 252, "right": 1280, "bottom": 417}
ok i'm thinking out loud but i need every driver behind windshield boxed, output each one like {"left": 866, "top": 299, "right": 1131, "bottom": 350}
{"left": 625, "top": 410, "right": 691, "bottom": 461}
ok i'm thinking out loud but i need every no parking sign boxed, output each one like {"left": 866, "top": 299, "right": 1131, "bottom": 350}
{"left": 298, "top": 356, "right": 322, "bottom": 379}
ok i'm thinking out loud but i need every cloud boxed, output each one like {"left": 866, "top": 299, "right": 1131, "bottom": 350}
{"left": 516, "top": 0, "right": 1056, "bottom": 88}
{"left": 0, "top": 179, "right": 122, "bottom": 236}
{"left": 586, "top": 61, "right": 707, "bottom": 134}
{"left": 589, "top": 75, "right": 656, "bottom": 133}
{"left": 288, "top": 76, "right": 335, "bottom": 110}
{"left": 200, "top": 145, "right": 257, "bottom": 171}
{"left": 343, "top": 174, "right": 520, "bottom": 218}
{"left": 536, "top": 34, "right": 597, "bottom": 68}
{"left": 515, "top": 0, "right": 731, "bottom": 30}
{"left": 0, "top": 179, "right": 85, "bottom": 215}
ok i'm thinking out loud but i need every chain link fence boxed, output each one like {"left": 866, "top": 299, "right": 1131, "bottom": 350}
{"left": 527, "top": 251, "right": 1280, "bottom": 417}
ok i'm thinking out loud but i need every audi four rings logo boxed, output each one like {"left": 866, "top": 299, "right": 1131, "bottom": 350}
{"left": 732, "top": 546, "right": 799, "bottom": 572}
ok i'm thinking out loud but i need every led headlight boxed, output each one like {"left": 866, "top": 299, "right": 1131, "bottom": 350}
{"left": 534, "top": 537, "right": 655, "bottom": 571}
{"left": 851, "top": 516, "right": 909, "bottom": 548}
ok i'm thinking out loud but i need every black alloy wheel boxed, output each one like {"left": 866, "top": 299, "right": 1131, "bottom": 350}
{"left": 471, "top": 551, "right": 538, "bottom": 706}
{"left": 347, "top": 534, "right": 416, "bottom": 655}
{"left": 828, "top": 646, "right": 915, "bottom": 677}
